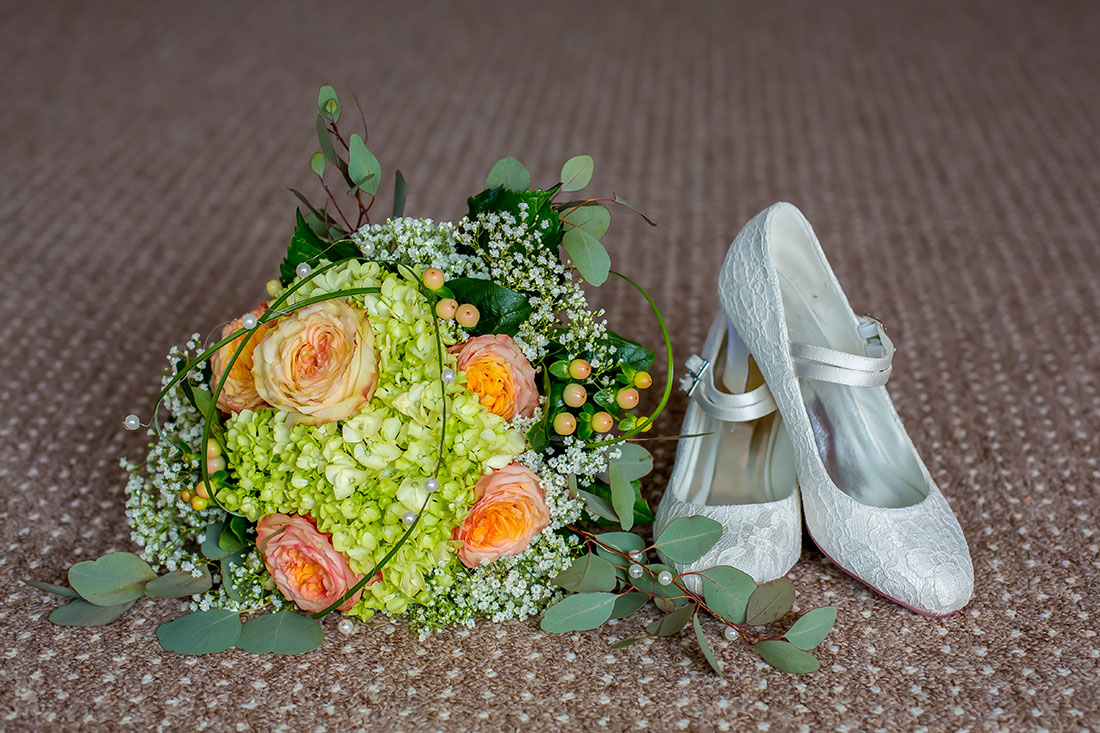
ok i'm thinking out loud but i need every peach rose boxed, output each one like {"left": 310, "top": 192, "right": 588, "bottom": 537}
{"left": 452, "top": 463, "right": 550, "bottom": 567}
{"left": 252, "top": 299, "right": 378, "bottom": 425}
{"left": 256, "top": 513, "right": 370, "bottom": 613}
{"left": 210, "top": 303, "right": 271, "bottom": 413}
{"left": 449, "top": 334, "right": 538, "bottom": 420}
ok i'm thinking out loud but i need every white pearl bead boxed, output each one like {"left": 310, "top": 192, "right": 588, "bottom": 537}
{"left": 628, "top": 564, "right": 645, "bottom": 579}
{"left": 296, "top": 262, "right": 312, "bottom": 278}
{"left": 361, "top": 242, "right": 375, "bottom": 255}
{"left": 657, "top": 570, "right": 673, "bottom": 586}
{"left": 337, "top": 618, "right": 355, "bottom": 635}
{"left": 630, "top": 550, "right": 646, "bottom": 562}
{"left": 724, "top": 626, "right": 738, "bottom": 641}
{"left": 241, "top": 313, "right": 258, "bottom": 330}
{"left": 425, "top": 477, "right": 440, "bottom": 493}
{"left": 402, "top": 511, "right": 416, "bottom": 526}
{"left": 123, "top": 414, "right": 141, "bottom": 431}
{"left": 441, "top": 368, "right": 456, "bottom": 384}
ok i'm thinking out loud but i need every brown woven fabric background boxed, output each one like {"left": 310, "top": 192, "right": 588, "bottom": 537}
{"left": 2, "top": 1, "right": 1098, "bottom": 730}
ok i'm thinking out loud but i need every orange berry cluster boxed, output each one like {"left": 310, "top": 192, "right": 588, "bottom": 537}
{"left": 552, "top": 359, "right": 653, "bottom": 437}
{"left": 423, "top": 268, "right": 480, "bottom": 329}
{"left": 181, "top": 439, "right": 225, "bottom": 511}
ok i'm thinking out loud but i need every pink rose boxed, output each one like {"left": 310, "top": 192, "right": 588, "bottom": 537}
{"left": 449, "top": 334, "right": 538, "bottom": 420}
{"left": 256, "top": 513, "right": 370, "bottom": 613}
{"left": 452, "top": 463, "right": 550, "bottom": 567}
{"left": 210, "top": 303, "right": 271, "bottom": 413}
{"left": 252, "top": 299, "right": 379, "bottom": 425}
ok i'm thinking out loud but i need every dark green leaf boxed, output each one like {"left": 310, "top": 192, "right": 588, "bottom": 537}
{"left": 609, "top": 637, "right": 642, "bottom": 650}
{"left": 744, "top": 577, "right": 795, "bottom": 626}
{"left": 310, "top": 152, "right": 326, "bottom": 177}
{"left": 755, "top": 639, "right": 820, "bottom": 674}
{"left": 610, "top": 592, "right": 649, "bottom": 620}
{"left": 68, "top": 552, "right": 156, "bottom": 606}
{"left": 201, "top": 521, "right": 230, "bottom": 561}
{"left": 560, "top": 155, "right": 594, "bottom": 192}
{"left": 612, "top": 193, "right": 657, "bottom": 226}
{"left": 237, "top": 610, "right": 324, "bottom": 655}
{"left": 316, "top": 115, "right": 337, "bottom": 164}
{"left": 785, "top": 606, "right": 837, "bottom": 650}
{"left": 577, "top": 489, "right": 618, "bottom": 523}
{"left": 699, "top": 566, "right": 756, "bottom": 625}
{"left": 317, "top": 85, "right": 340, "bottom": 121}
{"left": 540, "top": 592, "right": 617, "bottom": 632}
{"left": 646, "top": 603, "right": 694, "bottom": 636}
{"left": 466, "top": 187, "right": 562, "bottom": 250}
{"left": 654, "top": 516, "right": 723, "bottom": 564}
{"left": 693, "top": 614, "right": 724, "bottom": 676}
{"left": 392, "top": 170, "right": 407, "bottom": 218}
{"left": 157, "top": 609, "right": 243, "bottom": 655}
{"left": 227, "top": 515, "right": 252, "bottom": 545}
{"left": 608, "top": 463, "right": 635, "bottom": 531}
{"left": 609, "top": 443, "right": 653, "bottom": 482}
{"left": 605, "top": 331, "right": 655, "bottom": 372}
{"left": 552, "top": 553, "right": 618, "bottom": 593}
{"left": 527, "top": 420, "right": 550, "bottom": 453}
{"left": 444, "top": 278, "right": 532, "bottom": 336}
{"left": 145, "top": 568, "right": 213, "bottom": 598}
{"left": 50, "top": 598, "right": 135, "bottom": 626}
{"left": 485, "top": 156, "right": 530, "bottom": 191}
{"left": 348, "top": 134, "right": 381, "bottom": 196}
{"left": 561, "top": 203, "right": 610, "bottom": 239}
{"left": 548, "top": 360, "right": 570, "bottom": 379}
{"left": 562, "top": 226, "right": 610, "bottom": 286}
{"left": 280, "top": 210, "right": 361, "bottom": 285}
{"left": 24, "top": 580, "right": 80, "bottom": 598}
{"left": 218, "top": 522, "right": 246, "bottom": 554}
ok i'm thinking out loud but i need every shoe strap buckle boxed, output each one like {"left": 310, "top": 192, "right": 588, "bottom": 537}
{"left": 679, "top": 354, "right": 711, "bottom": 396}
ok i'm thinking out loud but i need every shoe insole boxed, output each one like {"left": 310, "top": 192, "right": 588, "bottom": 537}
{"left": 778, "top": 273, "right": 927, "bottom": 509}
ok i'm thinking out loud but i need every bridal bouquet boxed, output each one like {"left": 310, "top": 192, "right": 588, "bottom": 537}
{"left": 29, "top": 86, "right": 833, "bottom": 674}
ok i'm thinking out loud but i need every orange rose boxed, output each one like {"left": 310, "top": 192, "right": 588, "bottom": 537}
{"left": 252, "top": 299, "right": 379, "bottom": 425}
{"left": 210, "top": 303, "right": 270, "bottom": 413}
{"left": 452, "top": 463, "right": 550, "bottom": 567}
{"left": 256, "top": 513, "right": 373, "bottom": 613}
{"left": 449, "top": 334, "right": 538, "bottom": 420}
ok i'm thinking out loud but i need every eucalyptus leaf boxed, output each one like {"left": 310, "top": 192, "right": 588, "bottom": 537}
{"left": 596, "top": 531, "right": 646, "bottom": 557}
{"left": 346, "top": 172, "right": 377, "bottom": 197}
{"left": 552, "top": 553, "right": 618, "bottom": 593}
{"left": 392, "top": 169, "right": 407, "bottom": 218}
{"left": 237, "top": 610, "right": 324, "bottom": 655}
{"left": 156, "top": 609, "right": 243, "bottom": 655}
{"left": 221, "top": 551, "right": 248, "bottom": 603}
{"left": 608, "top": 443, "right": 653, "bottom": 482}
{"left": 609, "top": 637, "right": 642, "bottom": 650}
{"left": 316, "top": 115, "right": 337, "bottom": 164}
{"left": 201, "top": 521, "right": 230, "bottom": 561}
{"left": 50, "top": 598, "right": 135, "bottom": 627}
{"left": 561, "top": 203, "right": 610, "bottom": 238}
{"left": 24, "top": 580, "right": 80, "bottom": 598}
{"left": 784, "top": 606, "right": 837, "bottom": 650}
{"left": 560, "top": 154, "right": 594, "bottom": 192}
{"left": 693, "top": 614, "right": 724, "bottom": 676}
{"left": 485, "top": 156, "right": 530, "bottom": 191}
{"left": 583, "top": 480, "right": 653, "bottom": 527}
{"left": 699, "top": 565, "right": 756, "bottom": 625}
{"left": 68, "top": 552, "right": 156, "bottom": 606}
{"left": 317, "top": 85, "right": 340, "bottom": 121}
{"left": 562, "top": 226, "right": 611, "bottom": 286}
{"left": 646, "top": 603, "right": 694, "bottom": 637}
{"left": 744, "top": 577, "right": 795, "bottom": 626}
{"left": 653, "top": 516, "right": 723, "bottom": 564}
{"left": 540, "top": 592, "right": 617, "bottom": 632}
{"left": 348, "top": 134, "right": 381, "bottom": 196}
{"left": 610, "top": 592, "right": 649, "bottom": 620}
{"left": 145, "top": 568, "right": 212, "bottom": 598}
{"left": 310, "top": 152, "right": 326, "bottom": 177}
{"left": 612, "top": 193, "right": 657, "bottom": 226}
{"left": 577, "top": 489, "right": 618, "bottom": 522}
{"left": 608, "top": 463, "right": 635, "bottom": 531}
{"left": 755, "top": 639, "right": 820, "bottom": 674}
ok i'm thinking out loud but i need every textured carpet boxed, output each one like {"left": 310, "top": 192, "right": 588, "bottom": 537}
{"left": 2, "top": 1, "right": 1098, "bottom": 730}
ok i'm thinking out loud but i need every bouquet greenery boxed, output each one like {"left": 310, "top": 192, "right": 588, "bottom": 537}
{"left": 28, "top": 86, "right": 834, "bottom": 673}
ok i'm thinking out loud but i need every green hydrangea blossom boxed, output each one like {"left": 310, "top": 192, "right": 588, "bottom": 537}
{"left": 220, "top": 263, "right": 525, "bottom": 617}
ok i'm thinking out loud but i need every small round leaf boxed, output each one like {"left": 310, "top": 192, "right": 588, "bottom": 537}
{"left": 744, "top": 577, "right": 795, "bottom": 626}
{"left": 700, "top": 566, "right": 756, "bottom": 625}
{"left": 653, "top": 516, "right": 723, "bottom": 564}
{"left": 237, "top": 611, "right": 324, "bottom": 655}
{"left": 784, "top": 606, "right": 837, "bottom": 650}
{"left": 310, "top": 152, "right": 326, "bottom": 177}
{"left": 156, "top": 609, "right": 242, "bottom": 655}
{"left": 50, "top": 599, "right": 135, "bottom": 627}
{"left": 485, "top": 156, "right": 530, "bottom": 191}
{"left": 755, "top": 639, "right": 820, "bottom": 674}
{"left": 540, "top": 592, "right": 617, "bottom": 633}
{"left": 560, "top": 154, "right": 594, "bottom": 191}
{"left": 68, "top": 552, "right": 156, "bottom": 606}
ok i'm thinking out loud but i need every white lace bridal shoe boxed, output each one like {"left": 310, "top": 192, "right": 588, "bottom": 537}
{"left": 718, "top": 202, "right": 973, "bottom": 617}
{"left": 654, "top": 313, "right": 802, "bottom": 587}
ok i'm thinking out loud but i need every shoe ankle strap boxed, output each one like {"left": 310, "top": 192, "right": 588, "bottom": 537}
{"left": 681, "top": 354, "right": 777, "bottom": 422}
{"left": 789, "top": 315, "right": 894, "bottom": 387}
